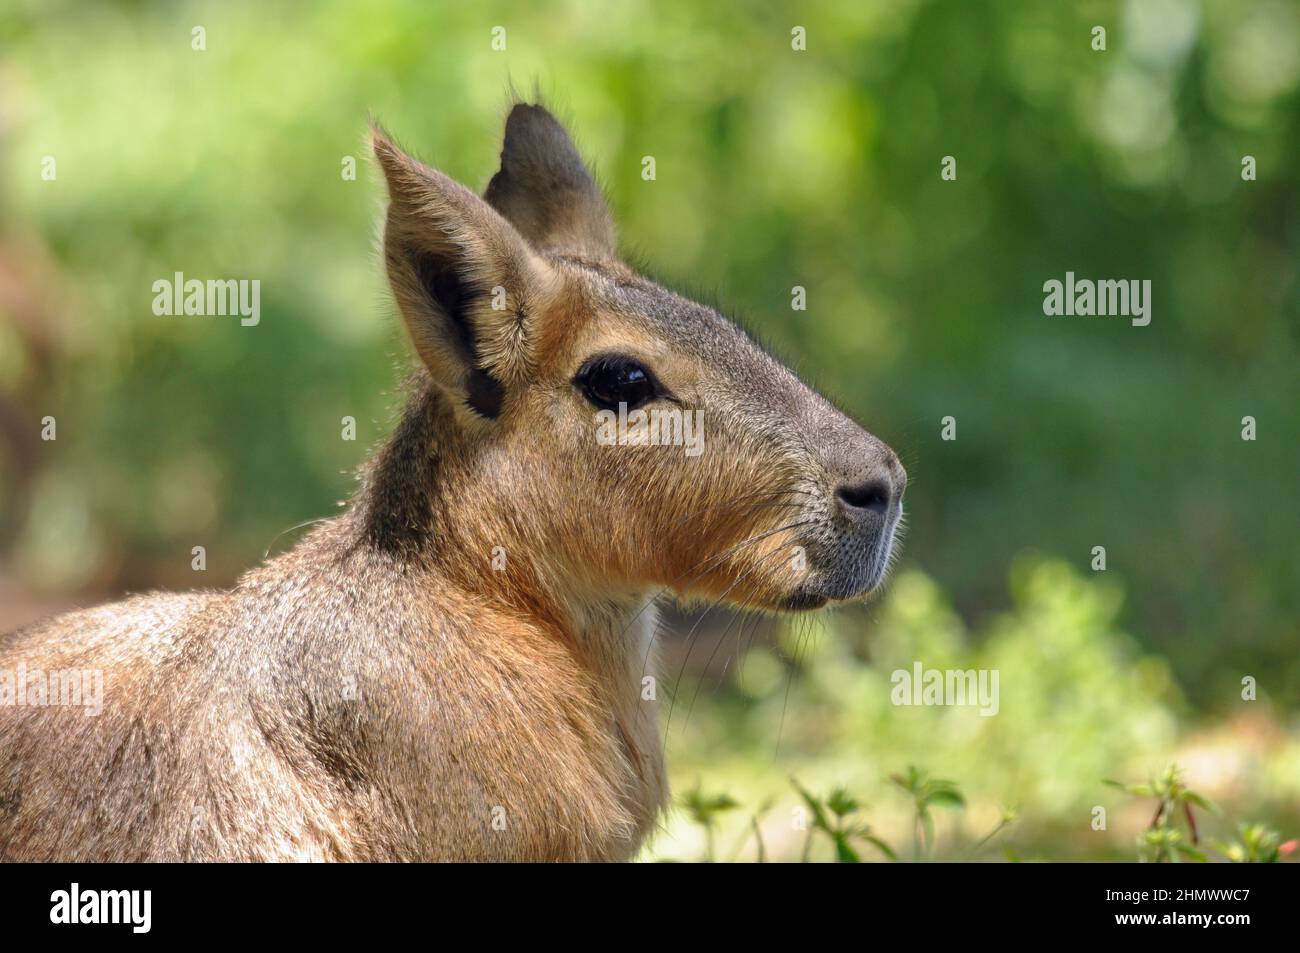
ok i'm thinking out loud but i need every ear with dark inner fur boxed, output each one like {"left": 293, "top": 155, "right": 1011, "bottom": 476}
{"left": 485, "top": 104, "right": 616, "bottom": 259}
{"left": 372, "top": 127, "right": 548, "bottom": 422}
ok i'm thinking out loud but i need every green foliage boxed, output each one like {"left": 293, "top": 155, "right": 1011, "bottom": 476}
{"left": 792, "top": 778, "right": 898, "bottom": 862}
{"left": 653, "top": 558, "right": 1299, "bottom": 861}
{"left": 1105, "top": 765, "right": 1216, "bottom": 862}
{"left": 1107, "top": 765, "right": 1296, "bottom": 863}
{"left": 680, "top": 785, "right": 740, "bottom": 862}
{"left": 676, "top": 772, "right": 1013, "bottom": 862}
{"left": 1211, "top": 824, "right": 1298, "bottom": 864}
{"left": 889, "top": 766, "right": 966, "bottom": 861}
{"left": 673, "top": 762, "right": 1295, "bottom": 863}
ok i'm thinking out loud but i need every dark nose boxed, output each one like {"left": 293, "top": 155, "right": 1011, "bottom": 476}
{"left": 834, "top": 454, "right": 906, "bottom": 519}
{"left": 836, "top": 479, "right": 891, "bottom": 515}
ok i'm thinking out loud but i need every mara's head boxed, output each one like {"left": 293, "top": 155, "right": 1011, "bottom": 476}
{"left": 371, "top": 104, "right": 906, "bottom": 614}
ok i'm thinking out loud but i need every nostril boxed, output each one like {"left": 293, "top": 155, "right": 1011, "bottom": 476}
{"left": 836, "top": 479, "right": 891, "bottom": 515}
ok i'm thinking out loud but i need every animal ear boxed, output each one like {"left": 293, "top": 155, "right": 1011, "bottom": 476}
{"left": 484, "top": 103, "right": 616, "bottom": 259}
{"left": 372, "top": 127, "right": 553, "bottom": 421}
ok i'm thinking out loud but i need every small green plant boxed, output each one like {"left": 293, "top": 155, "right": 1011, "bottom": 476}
{"left": 792, "top": 780, "right": 897, "bottom": 862}
{"left": 1211, "top": 823, "right": 1298, "bottom": 864}
{"left": 673, "top": 767, "right": 1017, "bottom": 862}
{"left": 1104, "top": 764, "right": 1216, "bottom": 862}
{"left": 1104, "top": 765, "right": 1295, "bottom": 863}
{"left": 967, "top": 805, "right": 1020, "bottom": 860}
{"left": 889, "top": 765, "right": 967, "bottom": 861}
{"left": 680, "top": 785, "right": 740, "bottom": 862}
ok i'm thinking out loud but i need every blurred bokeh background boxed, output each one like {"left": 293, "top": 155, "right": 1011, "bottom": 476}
{"left": 1, "top": 0, "right": 1296, "bottom": 860}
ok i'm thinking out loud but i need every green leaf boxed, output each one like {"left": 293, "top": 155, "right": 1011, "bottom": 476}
{"left": 826, "top": 787, "right": 860, "bottom": 818}
{"left": 832, "top": 832, "right": 860, "bottom": 863}
{"left": 890, "top": 766, "right": 923, "bottom": 795}
{"left": 1103, "top": 779, "right": 1156, "bottom": 797}
{"left": 790, "top": 778, "right": 832, "bottom": 833}
{"left": 861, "top": 834, "right": 898, "bottom": 862}
{"left": 926, "top": 789, "right": 966, "bottom": 810}
{"left": 1181, "top": 791, "right": 1220, "bottom": 815}
{"left": 1208, "top": 837, "right": 1238, "bottom": 860}
{"left": 681, "top": 786, "right": 740, "bottom": 826}
{"left": 1143, "top": 829, "right": 1179, "bottom": 846}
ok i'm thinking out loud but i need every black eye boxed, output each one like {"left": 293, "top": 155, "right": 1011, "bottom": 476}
{"left": 575, "top": 355, "right": 657, "bottom": 411}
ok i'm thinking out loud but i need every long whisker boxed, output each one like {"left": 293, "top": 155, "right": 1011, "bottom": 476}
{"left": 681, "top": 600, "right": 752, "bottom": 732}
{"left": 738, "top": 604, "right": 769, "bottom": 686}
{"left": 652, "top": 534, "right": 800, "bottom": 732}
{"left": 661, "top": 528, "right": 809, "bottom": 750}
{"left": 619, "top": 496, "right": 811, "bottom": 648}
{"left": 775, "top": 613, "right": 816, "bottom": 757}
{"left": 775, "top": 621, "right": 799, "bottom": 757}
{"left": 664, "top": 489, "right": 813, "bottom": 535}
{"left": 637, "top": 518, "right": 816, "bottom": 676}
{"left": 682, "top": 546, "right": 799, "bottom": 730}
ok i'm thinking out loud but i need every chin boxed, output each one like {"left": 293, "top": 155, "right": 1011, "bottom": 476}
{"left": 770, "top": 562, "right": 894, "bottom": 613}
{"left": 773, "top": 588, "right": 832, "bottom": 612}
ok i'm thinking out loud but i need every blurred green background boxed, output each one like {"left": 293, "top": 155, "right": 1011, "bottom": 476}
{"left": 0, "top": 0, "right": 1296, "bottom": 860}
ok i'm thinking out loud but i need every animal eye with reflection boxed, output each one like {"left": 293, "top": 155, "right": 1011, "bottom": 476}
{"left": 574, "top": 355, "right": 657, "bottom": 411}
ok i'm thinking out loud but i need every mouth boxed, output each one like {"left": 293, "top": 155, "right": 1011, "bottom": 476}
{"left": 688, "top": 497, "right": 904, "bottom": 615}
{"left": 774, "top": 588, "right": 831, "bottom": 612}
{"left": 768, "top": 515, "right": 902, "bottom": 613}
{"left": 772, "top": 568, "right": 886, "bottom": 613}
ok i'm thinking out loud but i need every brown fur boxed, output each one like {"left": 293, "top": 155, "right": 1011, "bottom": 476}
{"left": 0, "top": 104, "right": 905, "bottom": 861}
